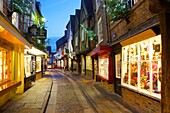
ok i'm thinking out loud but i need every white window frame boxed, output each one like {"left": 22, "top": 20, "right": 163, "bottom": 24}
{"left": 121, "top": 35, "right": 162, "bottom": 99}
{"left": 36, "top": 56, "right": 41, "bottom": 72}
{"left": 127, "top": 0, "right": 138, "bottom": 8}
{"left": 24, "top": 55, "right": 31, "bottom": 77}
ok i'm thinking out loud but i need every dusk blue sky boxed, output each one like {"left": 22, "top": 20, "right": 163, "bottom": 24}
{"left": 38, "top": 0, "right": 81, "bottom": 51}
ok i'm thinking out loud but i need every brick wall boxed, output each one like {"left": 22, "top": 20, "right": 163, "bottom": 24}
{"left": 109, "top": 0, "right": 161, "bottom": 112}
{"left": 110, "top": 0, "right": 157, "bottom": 41}
{"left": 122, "top": 87, "right": 161, "bottom": 113}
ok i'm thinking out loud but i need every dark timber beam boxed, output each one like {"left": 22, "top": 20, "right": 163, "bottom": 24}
{"left": 149, "top": 0, "right": 170, "bottom": 112}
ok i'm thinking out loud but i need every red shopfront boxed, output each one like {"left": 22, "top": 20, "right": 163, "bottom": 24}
{"left": 89, "top": 46, "right": 113, "bottom": 83}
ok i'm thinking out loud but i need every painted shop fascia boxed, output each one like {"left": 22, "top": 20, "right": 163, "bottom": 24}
{"left": 0, "top": 12, "right": 31, "bottom": 107}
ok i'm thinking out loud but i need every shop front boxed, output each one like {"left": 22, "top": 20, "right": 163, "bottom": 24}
{"left": 0, "top": 13, "right": 32, "bottom": 106}
{"left": 89, "top": 46, "right": 113, "bottom": 83}
{"left": 120, "top": 29, "right": 161, "bottom": 112}
{"left": 24, "top": 55, "right": 36, "bottom": 89}
{"left": 25, "top": 47, "right": 47, "bottom": 86}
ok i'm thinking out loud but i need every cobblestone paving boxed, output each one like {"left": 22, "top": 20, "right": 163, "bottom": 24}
{"left": 55, "top": 74, "right": 84, "bottom": 113}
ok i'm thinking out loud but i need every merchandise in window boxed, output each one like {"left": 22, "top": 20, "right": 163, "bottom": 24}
{"left": 36, "top": 56, "right": 41, "bottom": 72}
{"left": 122, "top": 35, "right": 161, "bottom": 99}
{"left": 86, "top": 56, "right": 92, "bottom": 70}
{"left": 99, "top": 56, "right": 109, "bottom": 80}
{"left": 24, "top": 55, "right": 31, "bottom": 77}
{"left": 115, "top": 54, "right": 121, "bottom": 79}
{"left": 0, "top": 50, "right": 9, "bottom": 82}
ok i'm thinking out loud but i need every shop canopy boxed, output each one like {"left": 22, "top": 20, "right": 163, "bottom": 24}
{"left": 88, "top": 46, "right": 111, "bottom": 57}
{"left": 25, "top": 47, "right": 47, "bottom": 56}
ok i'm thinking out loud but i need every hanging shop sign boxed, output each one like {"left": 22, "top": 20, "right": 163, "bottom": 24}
{"left": 28, "top": 24, "right": 39, "bottom": 36}
{"left": 37, "top": 28, "right": 47, "bottom": 39}
{"left": 28, "top": 25, "right": 47, "bottom": 39}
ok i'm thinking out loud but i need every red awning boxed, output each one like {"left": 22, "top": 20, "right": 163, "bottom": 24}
{"left": 88, "top": 46, "right": 111, "bottom": 57}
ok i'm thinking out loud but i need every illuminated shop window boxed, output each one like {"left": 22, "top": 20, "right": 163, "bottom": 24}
{"left": 36, "top": 56, "right": 41, "bottom": 72}
{"left": 24, "top": 55, "right": 31, "bottom": 77}
{"left": 115, "top": 54, "right": 121, "bottom": 79}
{"left": 99, "top": 56, "right": 109, "bottom": 80}
{"left": 122, "top": 35, "right": 162, "bottom": 99}
{"left": 86, "top": 56, "right": 92, "bottom": 70}
{"left": 0, "top": 50, "right": 9, "bottom": 82}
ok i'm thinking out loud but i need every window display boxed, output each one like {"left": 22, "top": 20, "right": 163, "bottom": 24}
{"left": 122, "top": 35, "right": 161, "bottom": 99}
{"left": 99, "top": 56, "right": 109, "bottom": 80}
{"left": 36, "top": 56, "right": 41, "bottom": 72}
{"left": 115, "top": 54, "right": 121, "bottom": 79}
{"left": 86, "top": 56, "right": 92, "bottom": 70}
{"left": 0, "top": 50, "right": 9, "bottom": 82}
{"left": 24, "top": 55, "right": 31, "bottom": 77}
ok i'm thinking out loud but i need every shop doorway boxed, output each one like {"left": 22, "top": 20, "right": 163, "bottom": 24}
{"left": 114, "top": 53, "right": 122, "bottom": 96}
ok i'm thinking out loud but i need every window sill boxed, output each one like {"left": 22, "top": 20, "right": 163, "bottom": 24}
{"left": 0, "top": 80, "right": 21, "bottom": 96}
{"left": 121, "top": 84, "right": 161, "bottom": 102}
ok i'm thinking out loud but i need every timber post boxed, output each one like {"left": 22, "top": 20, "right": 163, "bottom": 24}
{"left": 149, "top": 0, "right": 170, "bottom": 112}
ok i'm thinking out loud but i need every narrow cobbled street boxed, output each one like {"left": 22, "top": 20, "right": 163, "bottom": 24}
{"left": 0, "top": 69, "right": 137, "bottom": 113}
{"left": 46, "top": 70, "right": 92, "bottom": 113}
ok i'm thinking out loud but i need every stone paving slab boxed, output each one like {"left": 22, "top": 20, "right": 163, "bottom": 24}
{"left": 0, "top": 77, "right": 52, "bottom": 113}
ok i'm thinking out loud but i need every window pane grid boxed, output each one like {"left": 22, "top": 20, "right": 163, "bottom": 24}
{"left": 122, "top": 35, "right": 161, "bottom": 98}
{"left": 0, "top": 50, "right": 9, "bottom": 82}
